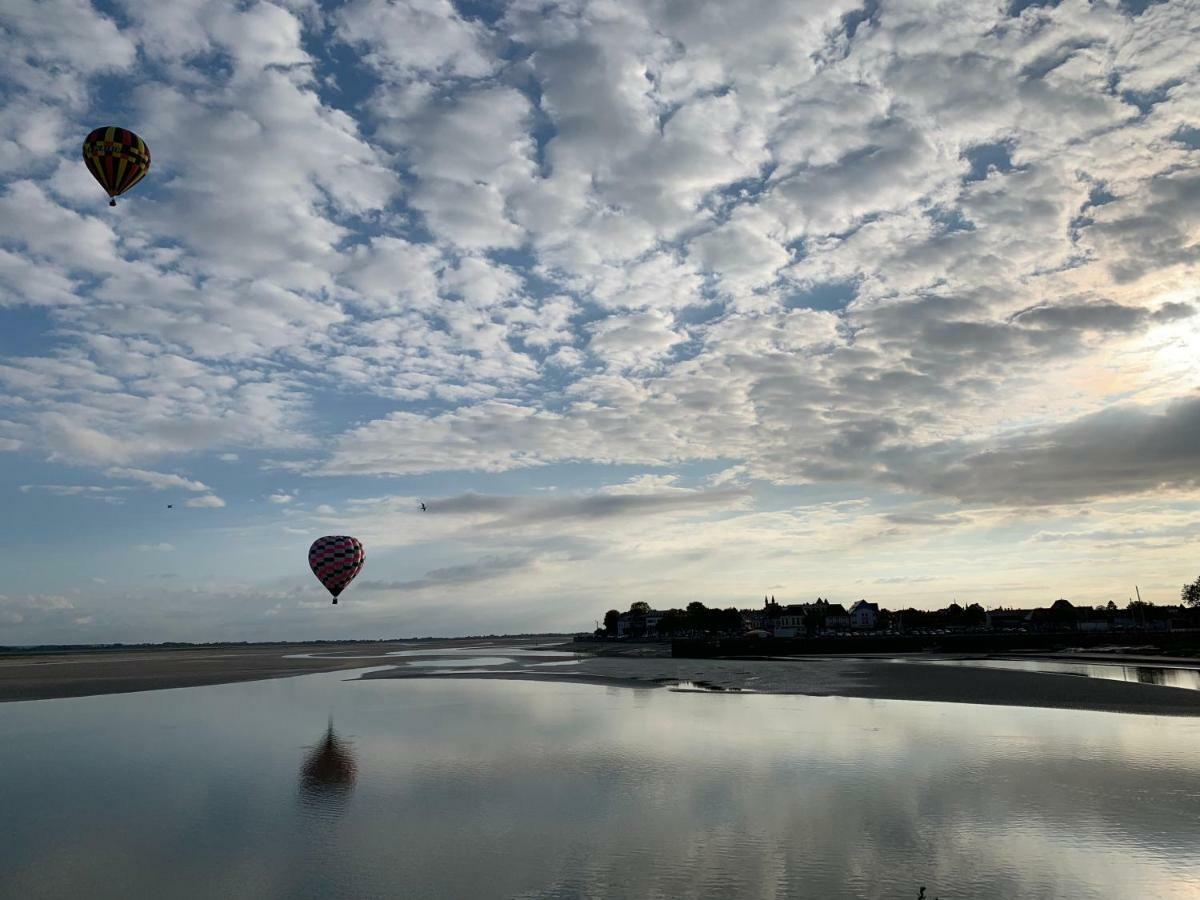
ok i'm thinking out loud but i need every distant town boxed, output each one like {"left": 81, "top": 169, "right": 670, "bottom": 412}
{"left": 596, "top": 581, "right": 1200, "bottom": 642}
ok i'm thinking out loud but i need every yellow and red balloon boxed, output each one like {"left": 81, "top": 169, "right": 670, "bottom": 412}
{"left": 82, "top": 126, "right": 150, "bottom": 206}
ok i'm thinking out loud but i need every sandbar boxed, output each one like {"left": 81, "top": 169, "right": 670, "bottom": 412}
{"left": 4, "top": 639, "right": 1200, "bottom": 717}
{"left": 359, "top": 650, "right": 1200, "bottom": 717}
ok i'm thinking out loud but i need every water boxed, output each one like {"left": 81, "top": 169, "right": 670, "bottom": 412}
{"left": 285, "top": 646, "right": 576, "bottom": 660}
{"left": 3, "top": 663, "right": 1200, "bottom": 899}
{"left": 896, "top": 657, "right": 1200, "bottom": 691}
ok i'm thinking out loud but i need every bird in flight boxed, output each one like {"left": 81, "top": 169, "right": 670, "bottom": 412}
{"left": 420, "top": 502, "right": 427, "bottom": 512}
{"left": 166, "top": 504, "right": 174, "bottom": 509}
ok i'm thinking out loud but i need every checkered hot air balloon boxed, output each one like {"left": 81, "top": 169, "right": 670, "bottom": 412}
{"left": 82, "top": 126, "right": 150, "bottom": 207}
{"left": 308, "top": 536, "right": 365, "bottom": 605}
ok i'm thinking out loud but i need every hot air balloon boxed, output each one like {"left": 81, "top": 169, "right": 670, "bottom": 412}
{"left": 308, "top": 535, "right": 365, "bottom": 605}
{"left": 82, "top": 126, "right": 151, "bottom": 206}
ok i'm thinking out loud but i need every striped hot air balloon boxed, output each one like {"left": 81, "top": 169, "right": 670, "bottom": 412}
{"left": 82, "top": 126, "right": 151, "bottom": 206}
{"left": 308, "top": 536, "right": 366, "bottom": 605}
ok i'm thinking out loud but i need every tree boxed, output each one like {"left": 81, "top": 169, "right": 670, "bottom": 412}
{"left": 603, "top": 609, "right": 621, "bottom": 636}
{"left": 719, "top": 607, "right": 745, "bottom": 634}
{"left": 1182, "top": 576, "right": 1200, "bottom": 608}
{"left": 629, "top": 601, "right": 651, "bottom": 617}
{"left": 657, "top": 609, "right": 685, "bottom": 637}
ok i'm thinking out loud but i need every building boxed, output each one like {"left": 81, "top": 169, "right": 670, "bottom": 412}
{"left": 1028, "top": 598, "right": 1078, "bottom": 632}
{"left": 767, "top": 600, "right": 853, "bottom": 637}
{"left": 616, "top": 610, "right": 664, "bottom": 638}
{"left": 986, "top": 608, "right": 1031, "bottom": 631}
{"left": 772, "top": 604, "right": 808, "bottom": 638}
{"left": 823, "top": 603, "right": 850, "bottom": 631}
{"left": 741, "top": 608, "right": 768, "bottom": 631}
{"left": 848, "top": 600, "right": 879, "bottom": 630}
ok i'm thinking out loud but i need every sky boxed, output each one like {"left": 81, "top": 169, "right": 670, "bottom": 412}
{"left": 0, "top": 0, "right": 1198, "bottom": 645}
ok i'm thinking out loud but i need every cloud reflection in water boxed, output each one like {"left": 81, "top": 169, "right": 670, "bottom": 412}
{"left": 2, "top": 671, "right": 1200, "bottom": 899}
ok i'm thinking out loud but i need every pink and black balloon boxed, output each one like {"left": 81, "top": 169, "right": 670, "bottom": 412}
{"left": 308, "top": 536, "right": 365, "bottom": 605}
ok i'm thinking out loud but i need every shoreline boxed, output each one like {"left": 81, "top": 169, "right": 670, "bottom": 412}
{"left": 3, "top": 640, "right": 1200, "bottom": 717}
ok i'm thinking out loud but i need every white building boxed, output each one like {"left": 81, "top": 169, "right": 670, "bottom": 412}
{"left": 616, "top": 610, "right": 664, "bottom": 637}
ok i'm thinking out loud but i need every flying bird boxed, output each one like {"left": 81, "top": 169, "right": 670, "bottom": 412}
{"left": 420, "top": 502, "right": 427, "bottom": 512}
{"left": 166, "top": 504, "right": 173, "bottom": 509}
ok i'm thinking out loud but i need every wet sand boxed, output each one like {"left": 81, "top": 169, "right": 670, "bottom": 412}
{"left": 360, "top": 652, "right": 1200, "bottom": 717}
{"left": 4, "top": 640, "right": 1200, "bottom": 716}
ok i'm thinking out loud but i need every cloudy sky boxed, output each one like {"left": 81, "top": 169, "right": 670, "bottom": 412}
{"left": 1, "top": 0, "right": 1198, "bottom": 644}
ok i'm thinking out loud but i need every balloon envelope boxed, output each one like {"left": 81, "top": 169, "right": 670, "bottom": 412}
{"left": 82, "top": 126, "right": 150, "bottom": 205}
{"left": 308, "top": 536, "right": 365, "bottom": 603}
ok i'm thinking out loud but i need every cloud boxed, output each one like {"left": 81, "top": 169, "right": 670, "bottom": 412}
{"left": 3, "top": 0, "right": 1200, "bottom": 639}
{"left": 19, "top": 484, "right": 126, "bottom": 504}
{"left": 336, "top": 0, "right": 495, "bottom": 81}
{"left": 1013, "top": 301, "right": 1154, "bottom": 333}
{"left": 588, "top": 313, "right": 686, "bottom": 372}
{"left": 0, "top": 592, "right": 77, "bottom": 629}
{"left": 185, "top": 495, "right": 226, "bottom": 509}
{"left": 427, "top": 486, "right": 752, "bottom": 529}
{"left": 357, "top": 553, "right": 536, "bottom": 594}
{"left": 881, "top": 513, "right": 969, "bottom": 527}
{"left": 106, "top": 467, "right": 209, "bottom": 492}
{"left": 268, "top": 492, "right": 294, "bottom": 504}
{"left": 6, "top": 0, "right": 1199, "bottom": 495}
{"left": 883, "top": 394, "right": 1200, "bottom": 506}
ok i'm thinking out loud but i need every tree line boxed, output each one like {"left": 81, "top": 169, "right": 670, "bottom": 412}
{"left": 601, "top": 575, "right": 1200, "bottom": 640}
{"left": 604, "top": 601, "right": 746, "bottom": 638}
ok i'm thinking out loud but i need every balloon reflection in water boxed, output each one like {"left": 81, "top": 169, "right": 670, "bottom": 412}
{"left": 299, "top": 721, "right": 358, "bottom": 811}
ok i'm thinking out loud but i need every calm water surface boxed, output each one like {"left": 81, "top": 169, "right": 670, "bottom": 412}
{"left": 901, "top": 657, "right": 1200, "bottom": 691}
{"left": 3, "top": 661, "right": 1200, "bottom": 899}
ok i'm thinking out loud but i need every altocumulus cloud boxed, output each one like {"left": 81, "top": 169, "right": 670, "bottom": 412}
{"left": 1, "top": 0, "right": 1199, "bottom": 638}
